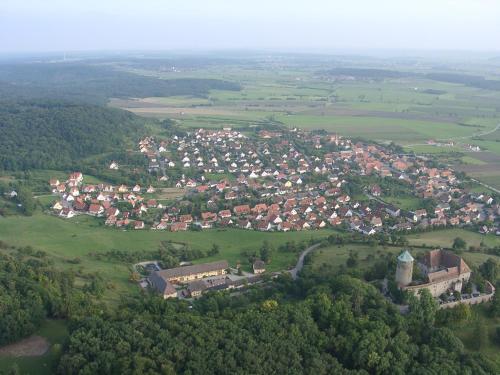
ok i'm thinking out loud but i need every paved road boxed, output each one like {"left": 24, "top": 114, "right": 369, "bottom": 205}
{"left": 288, "top": 243, "right": 322, "bottom": 280}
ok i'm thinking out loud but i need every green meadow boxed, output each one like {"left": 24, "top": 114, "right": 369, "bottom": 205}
{"left": 406, "top": 228, "right": 500, "bottom": 249}
{"left": 0, "top": 213, "right": 334, "bottom": 302}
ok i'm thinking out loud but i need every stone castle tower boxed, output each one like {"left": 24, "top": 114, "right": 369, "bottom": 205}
{"left": 395, "top": 250, "right": 414, "bottom": 287}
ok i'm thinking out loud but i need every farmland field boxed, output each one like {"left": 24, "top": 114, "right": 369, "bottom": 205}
{"left": 111, "top": 65, "right": 500, "bottom": 189}
{"left": 111, "top": 64, "right": 500, "bottom": 163}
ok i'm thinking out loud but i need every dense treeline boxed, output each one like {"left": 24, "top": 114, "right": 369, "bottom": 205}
{"left": 425, "top": 73, "right": 500, "bottom": 91}
{"left": 0, "top": 101, "right": 145, "bottom": 170}
{"left": 0, "top": 243, "right": 97, "bottom": 346}
{"left": 0, "top": 63, "right": 240, "bottom": 104}
{"left": 57, "top": 270, "right": 498, "bottom": 374}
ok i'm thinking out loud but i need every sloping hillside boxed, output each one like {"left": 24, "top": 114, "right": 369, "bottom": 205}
{"left": 0, "top": 101, "right": 145, "bottom": 170}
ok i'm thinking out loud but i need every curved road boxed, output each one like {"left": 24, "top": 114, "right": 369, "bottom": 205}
{"left": 288, "top": 243, "right": 322, "bottom": 280}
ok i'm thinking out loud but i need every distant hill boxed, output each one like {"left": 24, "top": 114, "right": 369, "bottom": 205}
{"left": 0, "top": 63, "right": 241, "bottom": 104}
{"left": 0, "top": 101, "right": 146, "bottom": 170}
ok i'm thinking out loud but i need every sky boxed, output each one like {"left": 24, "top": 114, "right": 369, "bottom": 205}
{"left": 1, "top": 0, "right": 500, "bottom": 53}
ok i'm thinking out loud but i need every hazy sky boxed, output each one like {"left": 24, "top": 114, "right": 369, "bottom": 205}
{"left": 1, "top": 0, "right": 499, "bottom": 53}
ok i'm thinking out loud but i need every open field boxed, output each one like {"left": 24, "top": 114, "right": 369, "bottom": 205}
{"left": 308, "top": 244, "right": 402, "bottom": 272}
{"left": 0, "top": 320, "right": 67, "bottom": 375}
{"left": 0, "top": 213, "right": 335, "bottom": 302}
{"left": 461, "top": 155, "right": 488, "bottom": 165}
{"left": 111, "top": 68, "right": 500, "bottom": 153}
{"left": 380, "top": 196, "right": 423, "bottom": 211}
{"left": 406, "top": 228, "right": 500, "bottom": 249}
{"left": 453, "top": 150, "right": 500, "bottom": 189}
{"left": 153, "top": 187, "right": 186, "bottom": 200}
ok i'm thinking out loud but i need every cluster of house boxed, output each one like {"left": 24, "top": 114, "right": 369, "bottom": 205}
{"left": 148, "top": 259, "right": 267, "bottom": 299}
{"left": 48, "top": 127, "right": 498, "bottom": 236}
{"left": 49, "top": 172, "right": 159, "bottom": 229}
{"left": 137, "top": 128, "right": 498, "bottom": 235}
{"left": 396, "top": 248, "right": 495, "bottom": 307}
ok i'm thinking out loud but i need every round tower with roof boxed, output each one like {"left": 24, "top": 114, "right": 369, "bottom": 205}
{"left": 395, "top": 250, "right": 414, "bottom": 287}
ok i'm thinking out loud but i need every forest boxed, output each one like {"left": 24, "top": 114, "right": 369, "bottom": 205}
{"left": 0, "top": 62, "right": 241, "bottom": 104}
{"left": 0, "top": 100, "right": 146, "bottom": 170}
{"left": 0, "top": 243, "right": 97, "bottom": 347}
{"left": 56, "top": 269, "right": 499, "bottom": 375}
{"left": 0, "top": 238, "right": 499, "bottom": 374}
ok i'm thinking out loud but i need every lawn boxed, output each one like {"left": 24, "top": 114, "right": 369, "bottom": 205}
{"left": 382, "top": 196, "right": 423, "bottom": 211}
{"left": 0, "top": 320, "right": 67, "bottom": 375}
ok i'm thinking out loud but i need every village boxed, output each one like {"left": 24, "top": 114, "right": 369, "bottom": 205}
{"left": 47, "top": 127, "right": 500, "bottom": 237}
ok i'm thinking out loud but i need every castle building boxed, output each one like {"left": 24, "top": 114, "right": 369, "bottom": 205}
{"left": 150, "top": 260, "right": 228, "bottom": 285}
{"left": 398, "top": 249, "right": 471, "bottom": 297}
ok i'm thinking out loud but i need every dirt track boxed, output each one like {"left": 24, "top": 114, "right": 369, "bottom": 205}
{"left": 0, "top": 336, "right": 49, "bottom": 357}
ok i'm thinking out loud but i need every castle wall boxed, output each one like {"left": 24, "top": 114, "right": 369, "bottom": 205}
{"left": 403, "top": 271, "right": 471, "bottom": 297}
{"left": 440, "top": 293, "right": 494, "bottom": 309}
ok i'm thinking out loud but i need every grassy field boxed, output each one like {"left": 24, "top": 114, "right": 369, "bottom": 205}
{"left": 0, "top": 213, "right": 335, "bottom": 303}
{"left": 308, "top": 244, "right": 402, "bottom": 272}
{"left": 461, "top": 155, "right": 488, "bottom": 165}
{"left": 406, "top": 228, "right": 500, "bottom": 249}
{"left": 308, "top": 241, "right": 500, "bottom": 273}
{"left": 382, "top": 196, "right": 423, "bottom": 211}
{"left": 0, "top": 320, "right": 67, "bottom": 375}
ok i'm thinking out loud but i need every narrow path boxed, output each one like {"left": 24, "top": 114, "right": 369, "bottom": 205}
{"left": 469, "top": 178, "right": 500, "bottom": 194}
{"left": 288, "top": 243, "right": 322, "bottom": 280}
